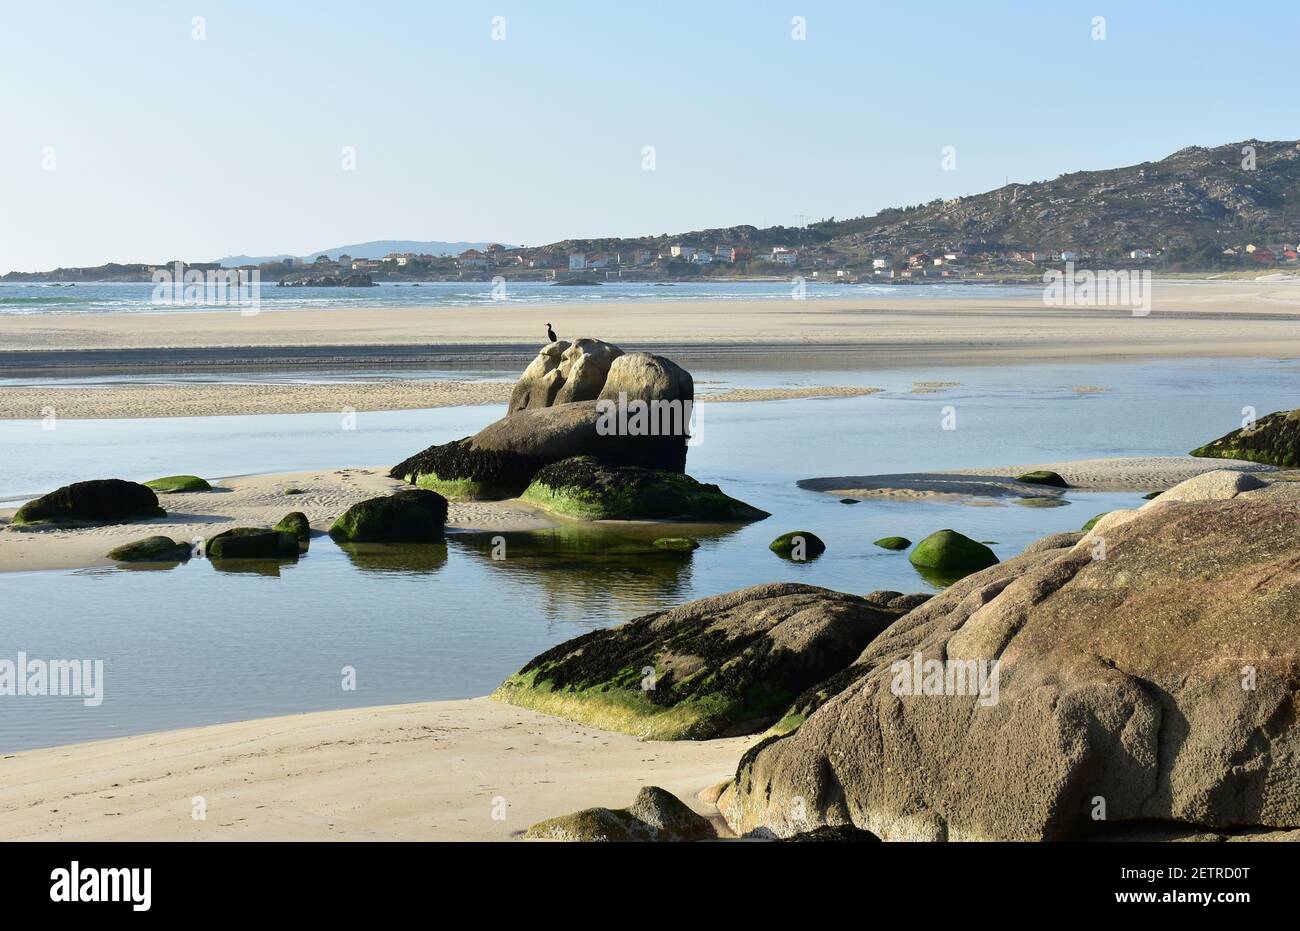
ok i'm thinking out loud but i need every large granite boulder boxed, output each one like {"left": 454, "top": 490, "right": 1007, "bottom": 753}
{"left": 598, "top": 352, "right": 694, "bottom": 406}
{"left": 1191, "top": 408, "right": 1300, "bottom": 466}
{"left": 508, "top": 338, "right": 623, "bottom": 415}
{"left": 12, "top": 479, "right": 165, "bottom": 526}
{"left": 520, "top": 456, "right": 767, "bottom": 521}
{"left": 494, "top": 583, "right": 908, "bottom": 740}
{"left": 723, "top": 492, "right": 1300, "bottom": 840}
{"left": 328, "top": 489, "right": 448, "bottom": 543}
{"left": 391, "top": 401, "right": 687, "bottom": 499}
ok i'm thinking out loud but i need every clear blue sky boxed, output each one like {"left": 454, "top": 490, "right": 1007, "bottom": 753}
{"left": 2, "top": 0, "right": 1297, "bottom": 272}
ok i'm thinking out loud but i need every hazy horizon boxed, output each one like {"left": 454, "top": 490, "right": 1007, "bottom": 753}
{"left": 3, "top": 1, "right": 1299, "bottom": 273}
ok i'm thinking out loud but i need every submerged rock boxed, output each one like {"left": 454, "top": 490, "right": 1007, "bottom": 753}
{"left": 653, "top": 537, "right": 700, "bottom": 551}
{"left": 525, "top": 786, "right": 714, "bottom": 842}
{"left": 1191, "top": 408, "right": 1300, "bottom": 466}
{"left": 107, "top": 536, "right": 192, "bottom": 563}
{"left": 495, "top": 582, "right": 906, "bottom": 740}
{"left": 205, "top": 527, "right": 300, "bottom": 559}
{"left": 907, "top": 529, "right": 998, "bottom": 581}
{"left": 769, "top": 531, "right": 826, "bottom": 559}
{"left": 12, "top": 479, "right": 164, "bottom": 526}
{"left": 724, "top": 493, "right": 1300, "bottom": 840}
{"left": 328, "top": 490, "right": 448, "bottom": 543}
{"left": 520, "top": 456, "right": 767, "bottom": 521}
{"left": 873, "top": 536, "right": 911, "bottom": 550}
{"left": 144, "top": 475, "right": 211, "bottom": 493}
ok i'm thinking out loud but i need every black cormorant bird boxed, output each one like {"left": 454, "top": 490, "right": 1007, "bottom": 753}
{"left": 546, "top": 323, "right": 557, "bottom": 343}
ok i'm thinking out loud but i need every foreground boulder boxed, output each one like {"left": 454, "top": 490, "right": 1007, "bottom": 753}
{"left": 494, "top": 582, "right": 907, "bottom": 740}
{"left": 907, "top": 529, "right": 998, "bottom": 583}
{"left": 1191, "top": 408, "right": 1300, "bottom": 466}
{"left": 525, "top": 786, "right": 714, "bottom": 842}
{"left": 12, "top": 479, "right": 164, "bottom": 526}
{"left": 723, "top": 491, "right": 1300, "bottom": 840}
{"left": 508, "top": 338, "right": 623, "bottom": 415}
{"left": 144, "top": 475, "right": 211, "bottom": 493}
{"left": 328, "top": 490, "right": 448, "bottom": 543}
{"left": 520, "top": 456, "right": 767, "bottom": 521}
{"left": 391, "top": 402, "right": 688, "bottom": 499}
{"left": 107, "top": 536, "right": 192, "bottom": 563}
{"left": 598, "top": 352, "right": 694, "bottom": 406}
{"left": 205, "top": 527, "right": 300, "bottom": 559}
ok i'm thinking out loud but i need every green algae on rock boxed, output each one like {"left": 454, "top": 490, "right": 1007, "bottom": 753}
{"left": 872, "top": 536, "right": 911, "bottom": 551}
{"left": 205, "top": 527, "right": 300, "bottom": 559}
{"left": 1190, "top": 408, "right": 1300, "bottom": 466}
{"left": 12, "top": 479, "right": 165, "bottom": 526}
{"left": 106, "top": 536, "right": 193, "bottom": 563}
{"left": 329, "top": 489, "right": 448, "bottom": 543}
{"left": 390, "top": 437, "right": 547, "bottom": 500}
{"left": 652, "top": 537, "right": 700, "bottom": 551}
{"left": 524, "top": 786, "right": 714, "bottom": 842}
{"left": 273, "top": 511, "right": 311, "bottom": 543}
{"left": 494, "top": 582, "right": 905, "bottom": 740}
{"left": 768, "top": 531, "right": 826, "bottom": 560}
{"left": 520, "top": 456, "right": 767, "bottom": 522}
{"left": 144, "top": 475, "right": 211, "bottom": 493}
{"left": 907, "top": 529, "right": 998, "bottom": 582}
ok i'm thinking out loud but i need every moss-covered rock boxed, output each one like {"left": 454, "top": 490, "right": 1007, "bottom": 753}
{"left": 908, "top": 529, "right": 998, "bottom": 582}
{"left": 1016, "top": 470, "right": 1069, "bottom": 488}
{"left": 524, "top": 787, "right": 714, "bottom": 842}
{"left": 873, "top": 536, "right": 910, "bottom": 550}
{"left": 494, "top": 582, "right": 906, "bottom": 740}
{"left": 653, "top": 537, "right": 699, "bottom": 551}
{"left": 1082, "top": 512, "right": 1111, "bottom": 531}
{"left": 769, "top": 531, "right": 826, "bottom": 559}
{"left": 1190, "top": 409, "right": 1300, "bottom": 466}
{"left": 106, "top": 536, "right": 192, "bottom": 563}
{"left": 328, "top": 489, "right": 448, "bottom": 542}
{"left": 205, "top": 527, "right": 300, "bottom": 559}
{"left": 520, "top": 456, "right": 768, "bottom": 522}
{"left": 273, "top": 511, "right": 311, "bottom": 542}
{"left": 390, "top": 437, "right": 547, "bottom": 500}
{"left": 12, "top": 479, "right": 164, "bottom": 526}
{"left": 144, "top": 475, "right": 211, "bottom": 493}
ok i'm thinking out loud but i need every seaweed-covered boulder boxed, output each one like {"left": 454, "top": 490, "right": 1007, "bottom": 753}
{"left": 907, "top": 529, "right": 998, "bottom": 583}
{"left": 106, "top": 536, "right": 192, "bottom": 563}
{"left": 524, "top": 787, "right": 714, "bottom": 842}
{"left": 520, "top": 456, "right": 767, "bottom": 521}
{"left": 494, "top": 582, "right": 907, "bottom": 740}
{"left": 723, "top": 496, "right": 1300, "bottom": 840}
{"left": 1190, "top": 408, "right": 1300, "bottom": 466}
{"left": 598, "top": 352, "right": 694, "bottom": 406}
{"left": 144, "top": 475, "right": 211, "bottom": 493}
{"left": 328, "top": 489, "right": 448, "bottom": 543}
{"left": 508, "top": 338, "right": 623, "bottom": 415}
{"left": 653, "top": 537, "right": 699, "bottom": 551}
{"left": 390, "top": 402, "right": 689, "bottom": 500}
{"left": 205, "top": 527, "right": 300, "bottom": 559}
{"left": 12, "top": 479, "right": 164, "bottom": 526}
{"left": 273, "top": 511, "right": 311, "bottom": 542}
{"left": 873, "top": 536, "right": 910, "bottom": 551}
{"left": 1015, "top": 470, "right": 1068, "bottom": 488}
{"left": 769, "top": 531, "right": 826, "bottom": 559}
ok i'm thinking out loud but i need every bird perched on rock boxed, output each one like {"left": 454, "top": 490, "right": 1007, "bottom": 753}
{"left": 546, "top": 323, "right": 557, "bottom": 343}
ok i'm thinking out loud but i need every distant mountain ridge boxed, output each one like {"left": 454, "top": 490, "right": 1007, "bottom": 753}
{"left": 213, "top": 240, "right": 508, "bottom": 266}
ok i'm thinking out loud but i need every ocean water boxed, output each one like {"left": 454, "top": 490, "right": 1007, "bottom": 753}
{"left": 0, "top": 279, "right": 1040, "bottom": 315}
{"left": 1, "top": 357, "right": 1298, "bottom": 751}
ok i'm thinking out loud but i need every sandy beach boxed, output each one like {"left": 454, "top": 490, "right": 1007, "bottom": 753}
{"left": 5, "top": 282, "right": 1300, "bottom": 378}
{"left": 0, "top": 381, "right": 882, "bottom": 420}
{"left": 0, "top": 696, "right": 754, "bottom": 841}
{"left": 0, "top": 467, "right": 557, "bottom": 572}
